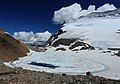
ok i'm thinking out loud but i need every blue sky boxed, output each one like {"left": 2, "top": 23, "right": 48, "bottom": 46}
{"left": 0, "top": 0, "right": 120, "bottom": 34}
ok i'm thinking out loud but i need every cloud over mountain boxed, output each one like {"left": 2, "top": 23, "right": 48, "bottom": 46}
{"left": 53, "top": 3, "right": 82, "bottom": 24}
{"left": 53, "top": 3, "right": 116, "bottom": 24}
{"left": 13, "top": 31, "right": 51, "bottom": 43}
{"left": 97, "top": 4, "right": 116, "bottom": 12}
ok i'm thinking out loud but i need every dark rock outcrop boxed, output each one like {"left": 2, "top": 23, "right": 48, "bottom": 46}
{"left": 69, "top": 41, "right": 95, "bottom": 50}
{"left": 54, "top": 28, "right": 66, "bottom": 39}
{"left": 114, "top": 51, "right": 120, "bottom": 56}
{"left": 52, "top": 38, "right": 95, "bottom": 51}
{"left": 45, "top": 27, "right": 95, "bottom": 51}
{"left": 45, "top": 28, "right": 66, "bottom": 46}
{"left": 108, "top": 48, "right": 120, "bottom": 50}
{"left": 55, "top": 48, "right": 66, "bottom": 51}
{"left": 72, "top": 49, "right": 79, "bottom": 51}
{"left": 52, "top": 38, "right": 77, "bottom": 47}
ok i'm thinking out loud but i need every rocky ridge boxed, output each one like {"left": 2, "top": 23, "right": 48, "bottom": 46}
{"left": 0, "top": 28, "right": 29, "bottom": 61}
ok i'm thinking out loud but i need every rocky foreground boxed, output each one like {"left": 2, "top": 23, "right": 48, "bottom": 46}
{"left": 0, "top": 63, "right": 120, "bottom": 84}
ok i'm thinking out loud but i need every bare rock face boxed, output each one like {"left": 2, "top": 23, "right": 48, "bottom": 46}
{"left": 116, "top": 29, "right": 120, "bottom": 34}
{"left": 46, "top": 28, "right": 95, "bottom": 51}
{"left": 45, "top": 28, "right": 66, "bottom": 46}
{"left": 52, "top": 38, "right": 95, "bottom": 51}
{"left": 0, "top": 28, "right": 29, "bottom": 62}
{"left": 52, "top": 38, "right": 77, "bottom": 47}
{"left": 69, "top": 41, "right": 95, "bottom": 50}
{"left": 55, "top": 48, "right": 66, "bottom": 51}
{"left": 114, "top": 51, "right": 120, "bottom": 57}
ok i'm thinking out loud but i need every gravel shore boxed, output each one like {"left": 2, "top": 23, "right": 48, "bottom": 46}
{"left": 0, "top": 63, "right": 120, "bottom": 84}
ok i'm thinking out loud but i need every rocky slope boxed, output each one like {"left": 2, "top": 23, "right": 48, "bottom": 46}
{"left": 0, "top": 28, "right": 29, "bottom": 61}
{"left": 0, "top": 63, "right": 120, "bottom": 84}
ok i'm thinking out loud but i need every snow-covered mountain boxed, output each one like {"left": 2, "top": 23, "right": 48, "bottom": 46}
{"left": 50, "top": 7, "right": 120, "bottom": 50}
{"left": 5, "top": 3, "right": 120, "bottom": 80}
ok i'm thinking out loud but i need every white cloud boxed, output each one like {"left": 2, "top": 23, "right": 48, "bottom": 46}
{"left": 53, "top": 3, "right": 117, "bottom": 24}
{"left": 88, "top": 5, "right": 96, "bottom": 12}
{"left": 13, "top": 31, "right": 51, "bottom": 44}
{"left": 97, "top": 4, "right": 116, "bottom": 12}
{"left": 53, "top": 3, "right": 82, "bottom": 24}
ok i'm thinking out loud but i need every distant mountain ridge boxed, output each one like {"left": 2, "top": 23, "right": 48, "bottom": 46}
{"left": 80, "top": 9, "right": 120, "bottom": 19}
{"left": 64, "top": 9, "right": 120, "bottom": 24}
